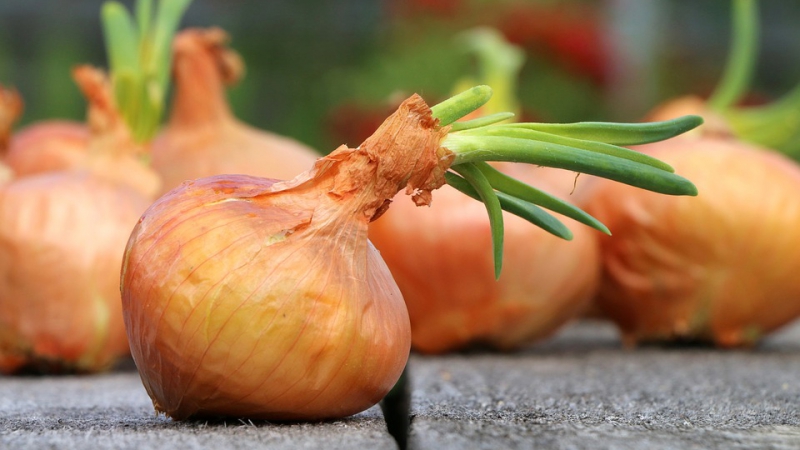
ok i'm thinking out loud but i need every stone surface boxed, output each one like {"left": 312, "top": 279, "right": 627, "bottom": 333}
{"left": 2, "top": 320, "right": 800, "bottom": 449}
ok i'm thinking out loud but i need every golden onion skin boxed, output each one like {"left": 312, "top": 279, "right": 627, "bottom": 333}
{"left": 586, "top": 137, "right": 800, "bottom": 347}
{"left": 121, "top": 175, "right": 411, "bottom": 421}
{"left": 0, "top": 172, "right": 149, "bottom": 373}
{"left": 369, "top": 166, "right": 600, "bottom": 353}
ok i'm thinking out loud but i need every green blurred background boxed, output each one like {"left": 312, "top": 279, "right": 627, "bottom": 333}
{"left": 1, "top": 0, "right": 799, "bottom": 152}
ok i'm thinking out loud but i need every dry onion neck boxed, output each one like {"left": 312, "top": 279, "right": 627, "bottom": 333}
{"left": 101, "top": 0, "right": 191, "bottom": 143}
{"left": 426, "top": 85, "right": 701, "bottom": 278}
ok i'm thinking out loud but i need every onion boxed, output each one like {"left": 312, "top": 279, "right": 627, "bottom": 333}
{"left": 0, "top": 172, "right": 151, "bottom": 373}
{"left": 585, "top": 134, "right": 800, "bottom": 347}
{"left": 369, "top": 165, "right": 599, "bottom": 353}
{"left": 151, "top": 27, "right": 319, "bottom": 195}
{"left": 365, "top": 29, "right": 602, "bottom": 352}
{"left": 121, "top": 86, "right": 699, "bottom": 420}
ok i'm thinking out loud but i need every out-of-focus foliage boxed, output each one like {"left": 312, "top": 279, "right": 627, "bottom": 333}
{"left": 0, "top": 0, "right": 799, "bottom": 152}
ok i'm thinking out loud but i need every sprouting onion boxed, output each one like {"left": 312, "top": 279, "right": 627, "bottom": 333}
{"left": 4, "top": 0, "right": 190, "bottom": 182}
{"left": 121, "top": 85, "right": 698, "bottom": 421}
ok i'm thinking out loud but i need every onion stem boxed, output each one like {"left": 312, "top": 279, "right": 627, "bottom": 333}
{"left": 446, "top": 172, "right": 573, "bottom": 241}
{"left": 430, "top": 85, "right": 492, "bottom": 127}
{"left": 101, "top": 0, "right": 191, "bottom": 143}
{"left": 450, "top": 163, "right": 505, "bottom": 279}
{"left": 707, "top": 0, "right": 759, "bottom": 111}
{"left": 725, "top": 83, "right": 800, "bottom": 159}
{"left": 450, "top": 112, "right": 515, "bottom": 132}
{"left": 499, "top": 116, "right": 704, "bottom": 146}
{"left": 458, "top": 27, "right": 525, "bottom": 117}
{"left": 429, "top": 85, "right": 700, "bottom": 276}
{"left": 473, "top": 162, "right": 610, "bottom": 235}
{"left": 445, "top": 134, "right": 697, "bottom": 196}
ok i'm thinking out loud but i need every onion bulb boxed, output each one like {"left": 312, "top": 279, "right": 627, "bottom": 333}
{"left": 581, "top": 0, "right": 800, "bottom": 347}
{"left": 0, "top": 171, "right": 151, "bottom": 373}
{"left": 369, "top": 165, "right": 599, "bottom": 353}
{"left": 121, "top": 86, "right": 699, "bottom": 420}
{"left": 585, "top": 133, "right": 800, "bottom": 347}
{"left": 151, "top": 27, "right": 319, "bottom": 195}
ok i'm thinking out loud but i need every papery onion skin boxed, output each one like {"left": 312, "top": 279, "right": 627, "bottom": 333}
{"left": 369, "top": 166, "right": 599, "bottom": 353}
{"left": 0, "top": 172, "right": 150, "bottom": 373}
{"left": 151, "top": 28, "right": 319, "bottom": 195}
{"left": 585, "top": 137, "right": 800, "bottom": 347}
{"left": 120, "top": 95, "right": 451, "bottom": 421}
{"left": 122, "top": 175, "right": 410, "bottom": 420}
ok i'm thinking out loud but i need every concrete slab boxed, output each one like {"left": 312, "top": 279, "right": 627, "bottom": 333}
{"left": 2, "top": 320, "right": 800, "bottom": 449}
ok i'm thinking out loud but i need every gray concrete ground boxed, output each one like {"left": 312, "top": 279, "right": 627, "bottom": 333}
{"left": 2, "top": 320, "right": 800, "bottom": 450}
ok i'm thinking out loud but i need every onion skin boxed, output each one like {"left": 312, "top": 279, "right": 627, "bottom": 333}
{"left": 586, "top": 136, "right": 800, "bottom": 347}
{"left": 151, "top": 28, "right": 319, "bottom": 194}
{"left": 370, "top": 165, "right": 599, "bottom": 353}
{"left": 0, "top": 172, "right": 150, "bottom": 373}
{"left": 120, "top": 95, "right": 450, "bottom": 420}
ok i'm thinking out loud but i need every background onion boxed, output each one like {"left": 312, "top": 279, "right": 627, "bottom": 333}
{"left": 0, "top": 172, "right": 151, "bottom": 373}
{"left": 151, "top": 27, "right": 319, "bottom": 194}
{"left": 369, "top": 164, "right": 599, "bottom": 353}
{"left": 585, "top": 135, "right": 800, "bottom": 347}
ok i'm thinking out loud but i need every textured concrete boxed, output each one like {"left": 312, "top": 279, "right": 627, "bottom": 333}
{"left": 407, "top": 322, "right": 800, "bottom": 449}
{"left": 2, "top": 320, "right": 800, "bottom": 449}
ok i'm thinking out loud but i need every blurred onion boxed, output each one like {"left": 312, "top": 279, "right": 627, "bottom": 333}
{"left": 370, "top": 164, "right": 599, "bottom": 353}
{"left": 586, "top": 134, "right": 800, "bottom": 347}
{"left": 0, "top": 172, "right": 150, "bottom": 373}
{"left": 151, "top": 28, "right": 319, "bottom": 194}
